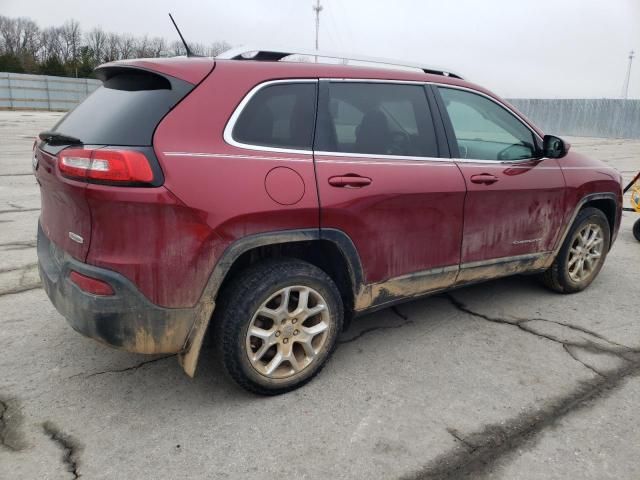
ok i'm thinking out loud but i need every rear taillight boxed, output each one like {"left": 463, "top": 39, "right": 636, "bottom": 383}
{"left": 69, "top": 271, "right": 115, "bottom": 296}
{"left": 58, "top": 148, "right": 154, "bottom": 184}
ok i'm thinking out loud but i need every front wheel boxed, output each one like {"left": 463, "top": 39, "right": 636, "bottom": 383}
{"left": 214, "top": 259, "right": 343, "bottom": 395}
{"left": 633, "top": 218, "right": 640, "bottom": 242}
{"left": 541, "top": 207, "right": 610, "bottom": 293}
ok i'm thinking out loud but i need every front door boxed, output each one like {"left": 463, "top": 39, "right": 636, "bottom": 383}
{"left": 313, "top": 80, "right": 467, "bottom": 309}
{"left": 434, "top": 86, "right": 566, "bottom": 277}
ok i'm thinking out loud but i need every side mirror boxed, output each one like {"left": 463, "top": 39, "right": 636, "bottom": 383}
{"left": 543, "top": 135, "right": 569, "bottom": 158}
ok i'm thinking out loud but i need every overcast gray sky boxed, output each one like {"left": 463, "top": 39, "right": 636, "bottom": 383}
{"left": 3, "top": 0, "right": 639, "bottom": 98}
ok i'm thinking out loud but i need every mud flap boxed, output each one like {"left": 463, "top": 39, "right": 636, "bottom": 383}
{"left": 178, "top": 299, "right": 216, "bottom": 377}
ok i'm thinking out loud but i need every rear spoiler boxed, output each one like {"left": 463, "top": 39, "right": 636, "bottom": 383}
{"left": 95, "top": 57, "right": 215, "bottom": 85}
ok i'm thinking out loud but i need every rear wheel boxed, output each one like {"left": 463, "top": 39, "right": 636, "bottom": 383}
{"left": 633, "top": 218, "right": 640, "bottom": 242}
{"left": 214, "top": 259, "right": 343, "bottom": 395}
{"left": 541, "top": 207, "right": 610, "bottom": 293}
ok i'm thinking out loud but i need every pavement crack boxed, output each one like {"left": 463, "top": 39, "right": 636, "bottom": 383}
{"left": 519, "top": 317, "right": 631, "bottom": 351}
{"left": 402, "top": 359, "right": 640, "bottom": 480}
{"left": 0, "top": 262, "right": 38, "bottom": 274}
{"left": 0, "top": 283, "right": 42, "bottom": 297}
{"left": 391, "top": 305, "right": 409, "bottom": 320}
{"left": 446, "top": 427, "right": 477, "bottom": 453}
{"left": 0, "top": 396, "right": 26, "bottom": 452}
{"left": 42, "top": 422, "right": 82, "bottom": 479}
{"left": 0, "top": 240, "right": 38, "bottom": 251}
{"left": 76, "top": 355, "right": 175, "bottom": 379}
{"left": 0, "top": 400, "right": 9, "bottom": 450}
{"left": 0, "top": 208, "right": 40, "bottom": 215}
{"left": 443, "top": 293, "right": 637, "bottom": 359}
{"left": 339, "top": 317, "right": 413, "bottom": 344}
{"left": 563, "top": 344, "right": 606, "bottom": 378}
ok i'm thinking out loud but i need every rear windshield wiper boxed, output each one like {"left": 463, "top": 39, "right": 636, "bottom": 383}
{"left": 39, "top": 131, "right": 83, "bottom": 146}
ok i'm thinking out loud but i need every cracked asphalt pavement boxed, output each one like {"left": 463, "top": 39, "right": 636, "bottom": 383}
{"left": 1, "top": 110, "right": 639, "bottom": 479}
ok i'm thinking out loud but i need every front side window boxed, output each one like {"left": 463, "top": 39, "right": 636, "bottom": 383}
{"left": 438, "top": 87, "right": 538, "bottom": 161}
{"left": 315, "top": 82, "right": 438, "bottom": 157}
{"left": 232, "top": 82, "right": 317, "bottom": 150}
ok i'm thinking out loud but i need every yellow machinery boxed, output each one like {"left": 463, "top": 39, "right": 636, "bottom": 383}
{"left": 624, "top": 172, "right": 640, "bottom": 241}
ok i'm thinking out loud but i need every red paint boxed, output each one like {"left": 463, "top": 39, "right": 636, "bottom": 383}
{"left": 557, "top": 150, "right": 623, "bottom": 241}
{"left": 36, "top": 58, "right": 623, "bottom": 310}
{"left": 36, "top": 148, "right": 91, "bottom": 260}
{"left": 264, "top": 167, "right": 306, "bottom": 205}
{"left": 457, "top": 158, "right": 566, "bottom": 263}
{"left": 315, "top": 155, "right": 466, "bottom": 282}
{"left": 83, "top": 183, "right": 218, "bottom": 307}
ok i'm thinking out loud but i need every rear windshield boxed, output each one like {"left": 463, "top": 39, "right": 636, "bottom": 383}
{"left": 51, "top": 69, "right": 192, "bottom": 146}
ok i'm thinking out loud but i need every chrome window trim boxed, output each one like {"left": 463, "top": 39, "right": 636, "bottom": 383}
{"left": 223, "top": 78, "right": 318, "bottom": 155}
{"left": 317, "top": 78, "right": 444, "bottom": 161}
{"left": 432, "top": 84, "right": 543, "bottom": 142}
{"left": 322, "top": 78, "right": 542, "bottom": 144}
{"left": 433, "top": 83, "right": 544, "bottom": 164}
{"left": 314, "top": 151, "right": 451, "bottom": 163}
{"left": 321, "top": 78, "right": 428, "bottom": 85}
{"left": 223, "top": 77, "right": 544, "bottom": 164}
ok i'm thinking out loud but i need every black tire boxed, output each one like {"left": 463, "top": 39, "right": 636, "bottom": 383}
{"left": 541, "top": 207, "right": 610, "bottom": 293}
{"left": 214, "top": 258, "right": 343, "bottom": 395}
{"left": 634, "top": 218, "right": 640, "bottom": 242}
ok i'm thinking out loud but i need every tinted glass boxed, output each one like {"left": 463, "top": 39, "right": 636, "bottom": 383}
{"left": 316, "top": 83, "right": 438, "bottom": 157}
{"left": 52, "top": 71, "right": 191, "bottom": 146}
{"left": 438, "top": 87, "right": 537, "bottom": 161}
{"left": 233, "top": 83, "right": 317, "bottom": 150}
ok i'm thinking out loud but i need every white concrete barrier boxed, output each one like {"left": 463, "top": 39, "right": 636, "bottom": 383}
{"left": 0, "top": 72, "right": 101, "bottom": 111}
{"left": 509, "top": 98, "right": 640, "bottom": 139}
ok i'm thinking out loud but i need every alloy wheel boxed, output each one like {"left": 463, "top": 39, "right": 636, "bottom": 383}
{"left": 567, "top": 223, "right": 604, "bottom": 283}
{"left": 245, "top": 286, "right": 331, "bottom": 379}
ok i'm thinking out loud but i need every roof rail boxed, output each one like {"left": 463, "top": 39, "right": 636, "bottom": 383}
{"left": 216, "top": 46, "right": 464, "bottom": 80}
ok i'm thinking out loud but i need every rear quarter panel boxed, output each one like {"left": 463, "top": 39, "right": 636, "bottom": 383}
{"left": 149, "top": 63, "right": 321, "bottom": 307}
{"left": 35, "top": 147, "right": 91, "bottom": 261}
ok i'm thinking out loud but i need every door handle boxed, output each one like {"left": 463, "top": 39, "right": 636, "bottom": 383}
{"left": 470, "top": 173, "right": 499, "bottom": 185}
{"left": 328, "top": 175, "right": 372, "bottom": 188}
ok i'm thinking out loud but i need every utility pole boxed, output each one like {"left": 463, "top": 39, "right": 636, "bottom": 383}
{"left": 622, "top": 50, "right": 635, "bottom": 99}
{"left": 313, "top": 0, "right": 323, "bottom": 62}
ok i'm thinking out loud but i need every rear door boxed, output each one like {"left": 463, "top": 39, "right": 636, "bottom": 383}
{"left": 314, "top": 80, "right": 466, "bottom": 304}
{"left": 434, "top": 86, "right": 566, "bottom": 267}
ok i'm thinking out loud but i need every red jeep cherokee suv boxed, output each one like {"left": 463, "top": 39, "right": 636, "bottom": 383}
{"left": 35, "top": 48, "right": 623, "bottom": 394}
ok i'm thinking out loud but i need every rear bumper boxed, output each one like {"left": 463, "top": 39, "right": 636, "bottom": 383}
{"left": 37, "top": 223, "right": 196, "bottom": 354}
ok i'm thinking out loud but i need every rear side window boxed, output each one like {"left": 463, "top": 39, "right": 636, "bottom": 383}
{"left": 51, "top": 69, "right": 192, "bottom": 146}
{"left": 315, "top": 82, "right": 438, "bottom": 157}
{"left": 232, "top": 82, "right": 318, "bottom": 150}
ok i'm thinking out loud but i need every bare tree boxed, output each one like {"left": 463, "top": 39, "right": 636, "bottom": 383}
{"left": 169, "top": 39, "right": 187, "bottom": 56}
{"left": 209, "top": 41, "right": 231, "bottom": 57}
{"left": 134, "top": 35, "right": 150, "bottom": 57}
{"left": 104, "top": 32, "right": 121, "bottom": 62}
{"left": 16, "top": 17, "right": 41, "bottom": 57}
{"left": 0, "top": 14, "right": 231, "bottom": 75}
{"left": 119, "top": 34, "right": 135, "bottom": 59}
{"left": 86, "top": 27, "right": 107, "bottom": 64}
{"left": 59, "top": 20, "right": 81, "bottom": 63}
{"left": 0, "top": 16, "right": 40, "bottom": 57}
{"left": 149, "top": 37, "right": 166, "bottom": 58}
{"left": 0, "top": 16, "right": 15, "bottom": 54}
{"left": 39, "top": 26, "right": 62, "bottom": 61}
